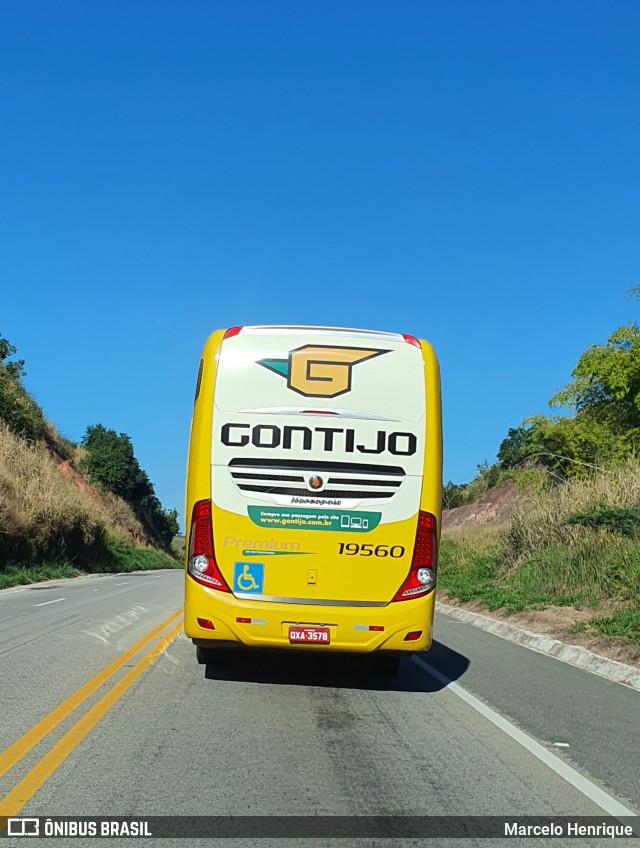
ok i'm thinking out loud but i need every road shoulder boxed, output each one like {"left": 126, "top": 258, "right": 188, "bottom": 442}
{"left": 436, "top": 599, "right": 640, "bottom": 691}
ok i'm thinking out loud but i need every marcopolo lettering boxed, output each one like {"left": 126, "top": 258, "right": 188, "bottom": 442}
{"left": 221, "top": 423, "right": 417, "bottom": 456}
{"left": 291, "top": 497, "right": 342, "bottom": 505}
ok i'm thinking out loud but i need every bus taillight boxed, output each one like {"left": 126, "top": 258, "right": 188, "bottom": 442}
{"left": 392, "top": 511, "right": 436, "bottom": 601}
{"left": 187, "top": 499, "right": 231, "bottom": 591}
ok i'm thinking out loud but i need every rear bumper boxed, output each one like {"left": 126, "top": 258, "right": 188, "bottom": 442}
{"left": 184, "top": 575, "right": 435, "bottom": 653}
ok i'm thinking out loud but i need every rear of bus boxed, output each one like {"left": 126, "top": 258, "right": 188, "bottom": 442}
{"left": 184, "top": 325, "right": 442, "bottom": 668}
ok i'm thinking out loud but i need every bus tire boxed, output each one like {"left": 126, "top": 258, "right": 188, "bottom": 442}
{"left": 376, "top": 655, "right": 400, "bottom": 676}
{"left": 196, "top": 646, "right": 219, "bottom": 665}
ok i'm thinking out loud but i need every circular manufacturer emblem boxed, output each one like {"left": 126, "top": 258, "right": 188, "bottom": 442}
{"left": 308, "top": 475, "right": 324, "bottom": 491}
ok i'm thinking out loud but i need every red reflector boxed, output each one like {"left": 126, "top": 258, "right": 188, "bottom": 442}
{"left": 404, "top": 631, "right": 423, "bottom": 642}
{"left": 193, "top": 499, "right": 211, "bottom": 519}
{"left": 192, "top": 499, "right": 212, "bottom": 552}
{"left": 197, "top": 618, "right": 215, "bottom": 630}
{"left": 236, "top": 617, "right": 251, "bottom": 624}
{"left": 402, "top": 334, "right": 421, "bottom": 348}
{"left": 223, "top": 326, "right": 242, "bottom": 339}
{"left": 412, "top": 529, "right": 434, "bottom": 567}
{"left": 418, "top": 511, "right": 435, "bottom": 529}
{"left": 369, "top": 625, "right": 385, "bottom": 632}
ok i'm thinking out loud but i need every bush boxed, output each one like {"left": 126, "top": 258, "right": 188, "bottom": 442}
{"left": 566, "top": 504, "right": 640, "bottom": 538}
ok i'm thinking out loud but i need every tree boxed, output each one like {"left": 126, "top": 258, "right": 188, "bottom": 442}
{"left": 522, "top": 415, "right": 623, "bottom": 476}
{"left": 0, "top": 333, "right": 25, "bottom": 379}
{"left": 0, "top": 332, "right": 44, "bottom": 440}
{"left": 82, "top": 425, "right": 141, "bottom": 500}
{"left": 550, "top": 322, "right": 640, "bottom": 436}
{"left": 82, "top": 424, "right": 179, "bottom": 551}
{"left": 443, "top": 481, "right": 467, "bottom": 509}
{"left": 163, "top": 508, "right": 180, "bottom": 540}
{"left": 497, "top": 426, "right": 531, "bottom": 468}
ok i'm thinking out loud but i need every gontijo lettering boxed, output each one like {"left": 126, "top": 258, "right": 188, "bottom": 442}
{"left": 221, "top": 423, "right": 417, "bottom": 456}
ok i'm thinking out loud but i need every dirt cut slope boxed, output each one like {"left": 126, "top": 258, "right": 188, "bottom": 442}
{"left": 443, "top": 480, "right": 522, "bottom": 530}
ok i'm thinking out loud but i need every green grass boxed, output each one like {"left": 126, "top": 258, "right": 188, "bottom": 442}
{"left": 438, "top": 538, "right": 544, "bottom": 613}
{"left": 0, "top": 562, "right": 80, "bottom": 589}
{"left": 440, "top": 465, "right": 640, "bottom": 648}
{"left": 515, "top": 539, "right": 640, "bottom": 608}
{"left": 99, "top": 544, "right": 181, "bottom": 573}
{"left": 589, "top": 608, "right": 640, "bottom": 644}
{"left": 438, "top": 533, "right": 640, "bottom": 617}
{"left": 0, "top": 544, "right": 181, "bottom": 590}
{"left": 567, "top": 607, "right": 640, "bottom": 645}
{"left": 439, "top": 529, "right": 640, "bottom": 645}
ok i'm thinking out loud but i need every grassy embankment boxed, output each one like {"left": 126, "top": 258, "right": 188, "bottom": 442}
{"left": 0, "top": 422, "right": 179, "bottom": 589}
{"left": 439, "top": 464, "right": 640, "bottom": 647}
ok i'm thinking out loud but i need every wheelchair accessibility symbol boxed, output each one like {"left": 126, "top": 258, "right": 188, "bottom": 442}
{"left": 233, "top": 561, "right": 264, "bottom": 594}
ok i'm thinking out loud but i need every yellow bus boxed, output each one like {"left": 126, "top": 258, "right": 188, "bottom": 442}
{"left": 184, "top": 325, "right": 442, "bottom": 674}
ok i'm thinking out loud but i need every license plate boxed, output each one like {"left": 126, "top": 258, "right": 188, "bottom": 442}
{"left": 288, "top": 626, "right": 330, "bottom": 644}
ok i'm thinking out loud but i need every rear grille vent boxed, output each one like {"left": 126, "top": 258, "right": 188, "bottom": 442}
{"left": 231, "top": 473, "right": 305, "bottom": 483}
{"left": 228, "top": 459, "right": 405, "bottom": 501}
{"left": 237, "top": 485, "right": 396, "bottom": 499}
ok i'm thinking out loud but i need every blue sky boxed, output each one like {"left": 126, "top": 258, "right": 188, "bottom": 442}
{"left": 1, "top": 1, "right": 639, "bottom": 527}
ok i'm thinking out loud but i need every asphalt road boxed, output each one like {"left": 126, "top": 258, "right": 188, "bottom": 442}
{"left": 0, "top": 570, "right": 638, "bottom": 847}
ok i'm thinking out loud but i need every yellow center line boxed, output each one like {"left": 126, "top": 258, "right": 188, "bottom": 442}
{"left": 0, "top": 619, "right": 183, "bottom": 818}
{"left": 0, "top": 609, "right": 182, "bottom": 779}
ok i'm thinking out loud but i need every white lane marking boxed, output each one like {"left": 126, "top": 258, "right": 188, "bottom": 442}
{"left": 33, "top": 597, "right": 68, "bottom": 607}
{"left": 412, "top": 656, "right": 639, "bottom": 818}
{"left": 554, "top": 742, "right": 570, "bottom": 748}
{"left": 115, "top": 582, "right": 129, "bottom": 586}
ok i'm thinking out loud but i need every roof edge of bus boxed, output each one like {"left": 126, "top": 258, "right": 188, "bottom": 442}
{"left": 222, "top": 325, "right": 425, "bottom": 342}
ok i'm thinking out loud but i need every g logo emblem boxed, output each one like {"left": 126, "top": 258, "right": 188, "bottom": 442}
{"left": 259, "top": 345, "right": 388, "bottom": 398}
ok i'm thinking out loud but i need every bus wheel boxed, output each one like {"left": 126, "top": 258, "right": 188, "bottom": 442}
{"left": 196, "top": 646, "right": 219, "bottom": 665}
{"left": 376, "top": 655, "right": 400, "bottom": 677}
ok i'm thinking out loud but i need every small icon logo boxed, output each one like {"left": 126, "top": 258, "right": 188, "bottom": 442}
{"left": 308, "top": 475, "right": 324, "bottom": 491}
{"left": 258, "top": 345, "right": 389, "bottom": 398}
{"left": 340, "top": 515, "right": 369, "bottom": 529}
{"left": 8, "top": 818, "right": 40, "bottom": 837}
{"left": 233, "top": 561, "right": 265, "bottom": 594}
